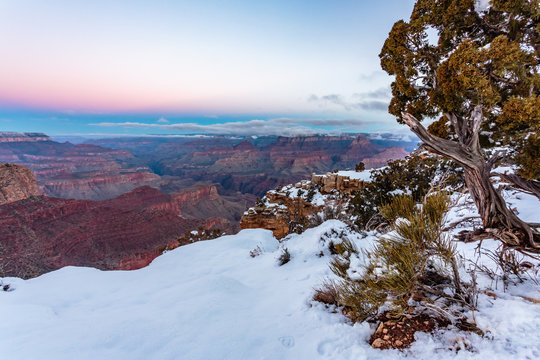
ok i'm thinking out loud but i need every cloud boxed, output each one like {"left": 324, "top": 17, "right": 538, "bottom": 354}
{"left": 357, "top": 70, "right": 389, "bottom": 83}
{"left": 308, "top": 87, "right": 391, "bottom": 112}
{"left": 90, "top": 117, "right": 387, "bottom": 137}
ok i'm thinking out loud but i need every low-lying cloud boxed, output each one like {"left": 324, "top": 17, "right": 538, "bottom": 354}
{"left": 91, "top": 117, "right": 386, "bottom": 137}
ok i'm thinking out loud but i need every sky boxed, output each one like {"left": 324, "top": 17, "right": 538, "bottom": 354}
{"left": 0, "top": 0, "right": 417, "bottom": 136}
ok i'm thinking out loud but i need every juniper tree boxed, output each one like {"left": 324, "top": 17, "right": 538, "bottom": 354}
{"left": 380, "top": 0, "right": 540, "bottom": 248}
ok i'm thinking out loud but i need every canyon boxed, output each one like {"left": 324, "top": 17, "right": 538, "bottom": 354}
{"left": 0, "top": 164, "right": 239, "bottom": 278}
{"left": 89, "top": 134, "right": 411, "bottom": 196}
{"left": 0, "top": 131, "right": 414, "bottom": 278}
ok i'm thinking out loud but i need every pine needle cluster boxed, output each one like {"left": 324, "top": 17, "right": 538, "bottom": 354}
{"left": 330, "top": 190, "right": 469, "bottom": 322}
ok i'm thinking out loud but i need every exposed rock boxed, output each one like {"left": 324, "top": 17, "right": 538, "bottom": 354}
{"left": 0, "top": 132, "right": 160, "bottom": 200}
{"left": 311, "top": 173, "right": 368, "bottom": 194}
{"left": 40, "top": 172, "right": 162, "bottom": 200}
{"left": 369, "top": 313, "right": 448, "bottom": 350}
{"left": 0, "top": 185, "right": 231, "bottom": 279}
{"left": 361, "top": 147, "right": 410, "bottom": 169}
{"left": 240, "top": 172, "right": 367, "bottom": 238}
{"left": 0, "top": 163, "right": 40, "bottom": 205}
{"left": 240, "top": 207, "right": 292, "bottom": 239}
{"left": 0, "top": 132, "right": 50, "bottom": 143}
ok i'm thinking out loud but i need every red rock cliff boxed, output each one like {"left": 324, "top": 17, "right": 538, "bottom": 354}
{"left": 0, "top": 163, "right": 40, "bottom": 205}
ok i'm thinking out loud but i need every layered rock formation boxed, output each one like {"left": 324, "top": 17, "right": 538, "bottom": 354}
{"left": 3, "top": 132, "right": 410, "bottom": 200}
{"left": 145, "top": 134, "right": 410, "bottom": 196}
{"left": 0, "top": 132, "right": 50, "bottom": 143}
{"left": 240, "top": 172, "right": 368, "bottom": 238}
{"left": 0, "top": 166, "right": 244, "bottom": 278}
{"left": 311, "top": 172, "right": 368, "bottom": 194}
{"left": 0, "top": 163, "right": 40, "bottom": 205}
{"left": 40, "top": 172, "right": 162, "bottom": 200}
{"left": 0, "top": 133, "right": 160, "bottom": 200}
{"left": 361, "top": 147, "right": 410, "bottom": 169}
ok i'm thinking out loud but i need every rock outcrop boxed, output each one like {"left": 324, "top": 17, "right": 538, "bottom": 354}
{"left": 311, "top": 172, "right": 368, "bottom": 194}
{"left": 0, "top": 163, "right": 40, "bottom": 205}
{"left": 240, "top": 172, "right": 368, "bottom": 238}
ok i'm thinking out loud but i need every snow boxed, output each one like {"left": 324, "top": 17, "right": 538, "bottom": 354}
{"left": 336, "top": 170, "right": 372, "bottom": 181}
{"left": 1, "top": 186, "right": 540, "bottom": 359}
{"left": 475, "top": 0, "right": 491, "bottom": 13}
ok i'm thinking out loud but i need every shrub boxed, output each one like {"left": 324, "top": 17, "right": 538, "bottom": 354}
{"left": 313, "top": 280, "right": 340, "bottom": 306}
{"left": 348, "top": 156, "right": 463, "bottom": 229}
{"left": 306, "top": 187, "right": 316, "bottom": 202}
{"left": 355, "top": 162, "right": 366, "bottom": 172}
{"left": 331, "top": 190, "right": 471, "bottom": 322}
{"left": 255, "top": 197, "right": 265, "bottom": 208}
{"left": 249, "top": 245, "right": 263, "bottom": 258}
{"left": 277, "top": 247, "right": 291, "bottom": 265}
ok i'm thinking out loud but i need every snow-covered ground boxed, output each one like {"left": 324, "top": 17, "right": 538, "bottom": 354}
{"left": 1, "top": 189, "right": 539, "bottom": 359}
{"left": 336, "top": 169, "right": 372, "bottom": 181}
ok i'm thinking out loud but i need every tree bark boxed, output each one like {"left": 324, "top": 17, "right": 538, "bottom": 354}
{"left": 402, "top": 111, "right": 540, "bottom": 249}
{"left": 494, "top": 173, "right": 540, "bottom": 201}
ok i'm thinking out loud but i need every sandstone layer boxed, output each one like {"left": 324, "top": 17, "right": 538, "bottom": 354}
{"left": 0, "top": 163, "right": 40, "bottom": 205}
{"left": 240, "top": 172, "right": 367, "bottom": 238}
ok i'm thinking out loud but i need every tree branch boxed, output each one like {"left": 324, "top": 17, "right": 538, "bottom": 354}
{"left": 401, "top": 112, "right": 479, "bottom": 169}
{"left": 468, "top": 105, "right": 483, "bottom": 150}
{"left": 493, "top": 173, "right": 540, "bottom": 201}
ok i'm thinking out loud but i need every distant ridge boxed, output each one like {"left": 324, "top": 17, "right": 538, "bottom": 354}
{"left": 0, "top": 132, "right": 51, "bottom": 143}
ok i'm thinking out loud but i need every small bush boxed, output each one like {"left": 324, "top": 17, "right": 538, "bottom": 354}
{"left": 306, "top": 188, "right": 316, "bottom": 202}
{"left": 331, "top": 190, "right": 471, "bottom": 322}
{"left": 348, "top": 156, "right": 463, "bottom": 229}
{"left": 277, "top": 247, "right": 291, "bottom": 265}
{"left": 250, "top": 245, "right": 263, "bottom": 258}
{"left": 355, "top": 162, "right": 366, "bottom": 172}
{"left": 255, "top": 197, "right": 265, "bottom": 208}
{"left": 313, "top": 280, "right": 340, "bottom": 306}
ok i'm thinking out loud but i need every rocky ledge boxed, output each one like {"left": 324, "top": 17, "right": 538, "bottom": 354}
{"left": 240, "top": 171, "right": 370, "bottom": 238}
{"left": 0, "top": 163, "right": 40, "bottom": 205}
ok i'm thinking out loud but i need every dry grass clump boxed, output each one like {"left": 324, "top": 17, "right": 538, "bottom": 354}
{"left": 313, "top": 280, "right": 340, "bottom": 306}
{"left": 325, "top": 190, "right": 473, "bottom": 323}
{"left": 277, "top": 247, "right": 291, "bottom": 266}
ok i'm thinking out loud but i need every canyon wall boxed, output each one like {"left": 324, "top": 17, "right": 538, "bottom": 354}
{"left": 0, "top": 163, "right": 40, "bottom": 205}
{"left": 0, "top": 166, "right": 241, "bottom": 278}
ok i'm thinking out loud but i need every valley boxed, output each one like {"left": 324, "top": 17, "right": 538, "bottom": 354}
{"left": 0, "top": 131, "right": 413, "bottom": 278}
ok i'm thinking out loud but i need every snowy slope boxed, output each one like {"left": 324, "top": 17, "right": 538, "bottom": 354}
{"left": 1, "top": 193, "right": 540, "bottom": 359}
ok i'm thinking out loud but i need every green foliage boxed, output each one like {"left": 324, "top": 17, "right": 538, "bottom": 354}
{"left": 329, "top": 237, "right": 360, "bottom": 279}
{"left": 515, "top": 133, "right": 540, "bottom": 180}
{"left": 379, "top": 194, "right": 416, "bottom": 223}
{"left": 255, "top": 197, "right": 265, "bottom": 207}
{"left": 331, "top": 190, "right": 464, "bottom": 322}
{"left": 348, "top": 156, "right": 462, "bottom": 229}
{"left": 496, "top": 96, "right": 540, "bottom": 179}
{"left": 380, "top": 0, "right": 539, "bottom": 177}
{"left": 355, "top": 162, "right": 366, "bottom": 172}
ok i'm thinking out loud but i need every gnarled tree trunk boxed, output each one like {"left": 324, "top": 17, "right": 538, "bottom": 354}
{"left": 402, "top": 108, "right": 539, "bottom": 249}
